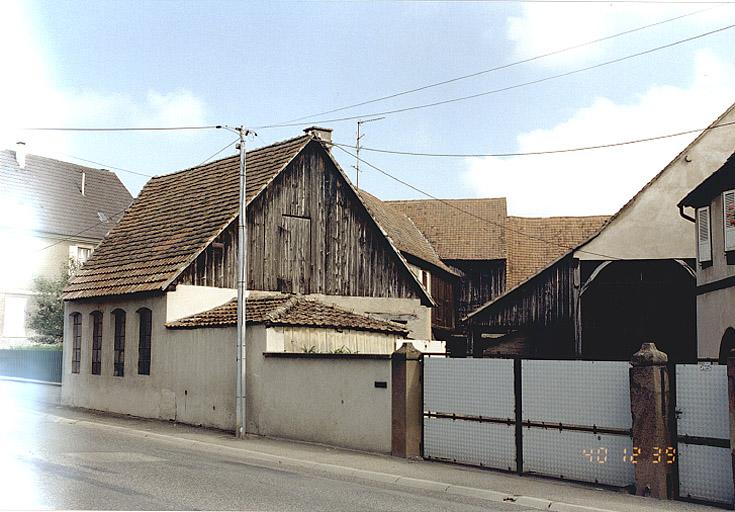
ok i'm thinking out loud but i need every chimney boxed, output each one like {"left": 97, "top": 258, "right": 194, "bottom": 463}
{"left": 303, "top": 126, "right": 333, "bottom": 146}
{"left": 15, "top": 141, "right": 26, "bottom": 169}
{"left": 81, "top": 172, "right": 86, "bottom": 196}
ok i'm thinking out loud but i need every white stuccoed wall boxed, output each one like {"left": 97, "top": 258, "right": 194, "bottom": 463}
{"left": 246, "top": 327, "right": 393, "bottom": 453}
{"left": 61, "top": 294, "right": 243, "bottom": 430}
{"left": 165, "top": 285, "right": 237, "bottom": 322}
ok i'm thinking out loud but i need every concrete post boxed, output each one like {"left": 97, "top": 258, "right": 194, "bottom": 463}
{"left": 391, "top": 342, "right": 423, "bottom": 458}
{"left": 629, "top": 342, "right": 675, "bottom": 499}
{"left": 726, "top": 353, "right": 735, "bottom": 496}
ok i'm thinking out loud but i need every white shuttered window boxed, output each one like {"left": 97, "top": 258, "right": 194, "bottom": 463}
{"left": 697, "top": 206, "right": 712, "bottom": 262}
{"left": 724, "top": 190, "right": 735, "bottom": 251}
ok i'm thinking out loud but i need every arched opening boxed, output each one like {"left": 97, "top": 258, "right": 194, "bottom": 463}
{"left": 581, "top": 259, "right": 696, "bottom": 363}
{"left": 718, "top": 328, "right": 735, "bottom": 365}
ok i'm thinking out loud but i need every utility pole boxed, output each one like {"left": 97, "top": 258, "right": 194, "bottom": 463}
{"left": 353, "top": 117, "right": 384, "bottom": 189}
{"left": 235, "top": 125, "right": 253, "bottom": 439}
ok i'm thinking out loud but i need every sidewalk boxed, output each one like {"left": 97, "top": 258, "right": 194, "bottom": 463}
{"left": 39, "top": 403, "right": 723, "bottom": 512}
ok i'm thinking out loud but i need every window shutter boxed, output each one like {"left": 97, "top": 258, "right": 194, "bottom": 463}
{"left": 724, "top": 191, "right": 735, "bottom": 251}
{"left": 697, "top": 206, "right": 712, "bottom": 262}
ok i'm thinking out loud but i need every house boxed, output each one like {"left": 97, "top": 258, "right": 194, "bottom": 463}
{"left": 386, "top": 198, "right": 607, "bottom": 355}
{"left": 62, "top": 291, "right": 407, "bottom": 430}
{"left": 0, "top": 144, "right": 132, "bottom": 342}
{"left": 465, "top": 101, "right": 735, "bottom": 362}
{"left": 678, "top": 150, "right": 735, "bottom": 362}
{"left": 60, "top": 127, "right": 440, "bottom": 423}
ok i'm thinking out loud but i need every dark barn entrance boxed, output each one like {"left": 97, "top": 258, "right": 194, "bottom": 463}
{"left": 580, "top": 259, "right": 696, "bottom": 363}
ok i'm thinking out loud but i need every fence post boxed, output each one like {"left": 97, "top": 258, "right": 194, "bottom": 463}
{"left": 629, "top": 342, "right": 675, "bottom": 499}
{"left": 391, "top": 342, "right": 423, "bottom": 458}
{"left": 727, "top": 353, "right": 735, "bottom": 498}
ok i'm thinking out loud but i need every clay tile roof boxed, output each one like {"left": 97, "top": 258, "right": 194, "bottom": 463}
{"left": 63, "top": 135, "right": 311, "bottom": 300}
{"left": 165, "top": 294, "right": 409, "bottom": 335}
{"left": 385, "top": 198, "right": 507, "bottom": 261}
{"left": 357, "top": 191, "right": 456, "bottom": 276}
{"left": 506, "top": 215, "right": 610, "bottom": 289}
{"left": 0, "top": 150, "right": 132, "bottom": 240}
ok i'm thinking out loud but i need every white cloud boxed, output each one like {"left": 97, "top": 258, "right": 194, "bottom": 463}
{"left": 463, "top": 51, "right": 735, "bottom": 216}
{"left": 0, "top": 2, "right": 208, "bottom": 159}
{"left": 506, "top": 2, "right": 735, "bottom": 67}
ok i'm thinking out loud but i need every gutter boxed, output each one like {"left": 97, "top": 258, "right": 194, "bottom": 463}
{"left": 678, "top": 204, "right": 695, "bottom": 223}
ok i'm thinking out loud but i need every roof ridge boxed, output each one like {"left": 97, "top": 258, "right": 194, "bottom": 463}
{"left": 385, "top": 197, "right": 506, "bottom": 204}
{"left": 151, "top": 133, "right": 312, "bottom": 181}
{"left": 265, "top": 296, "right": 301, "bottom": 322}
{"left": 507, "top": 214, "right": 611, "bottom": 221}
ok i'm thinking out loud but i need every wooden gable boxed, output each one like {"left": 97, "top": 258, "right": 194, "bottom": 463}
{"left": 178, "top": 141, "right": 431, "bottom": 305}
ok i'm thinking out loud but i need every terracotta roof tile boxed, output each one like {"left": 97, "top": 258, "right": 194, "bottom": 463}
{"left": 166, "top": 294, "right": 408, "bottom": 335}
{"left": 358, "top": 191, "right": 456, "bottom": 275}
{"left": 385, "top": 198, "right": 507, "bottom": 260}
{"left": 1, "top": 150, "right": 132, "bottom": 240}
{"left": 506, "top": 216, "right": 609, "bottom": 289}
{"left": 63, "top": 135, "right": 311, "bottom": 300}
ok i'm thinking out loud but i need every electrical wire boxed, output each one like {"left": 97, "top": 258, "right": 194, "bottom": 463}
{"left": 36, "top": 138, "right": 240, "bottom": 254}
{"left": 332, "top": 144, "right": 622, "bottom": 261}
{"left": 23, "top": 125, "right": 223, "bottom": 132}
{"left": 53, "top": 153, "right": 156, "bottom": 178}
{"left": 328, "top": 120, "right": 735, "bottom": 158}
{"left": 281, "top": 5, "right": 717, "bottom": 123}
{"left": 254, "top": 22, "right": 735, "bottom": 129}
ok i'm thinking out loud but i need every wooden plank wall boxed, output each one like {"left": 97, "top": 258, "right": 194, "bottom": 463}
{"left": 469, "top": 255, "right": 576, "bottom": 331}
{"left": 430, "top": 272, "right": 455, "bottom": 330}
{"left": 448, "top": 259, "right": 506, "bottom": 320}
{"left": 281, "top": 327, "right": 396, "bottom": 354}
{"left": 179, "top": 145, "right": 423, "bottom": 302}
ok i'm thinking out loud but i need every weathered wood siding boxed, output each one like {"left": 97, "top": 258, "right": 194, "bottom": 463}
{"left": 469, "top": 255, "right": 576, "bottom": 331}
{"left": 448, "top": 259, "right": 506, "bottom": 320}
{"left": 431, "top": 272, "right": 455, "bottom": 330}
{"left": 180, "top": 144, "right": 424, "bottom": 302}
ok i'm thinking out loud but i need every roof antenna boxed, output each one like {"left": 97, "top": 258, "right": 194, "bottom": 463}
{"left": 353, "top": 117, "right": 384, "bottom": 189}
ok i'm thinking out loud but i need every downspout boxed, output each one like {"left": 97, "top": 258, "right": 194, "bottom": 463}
{"left": 679, "top": 204, "right": 695, "bottom": 223}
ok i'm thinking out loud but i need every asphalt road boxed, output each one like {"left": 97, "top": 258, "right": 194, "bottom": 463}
{"left": 0, "top": 380, "right": 526, "bottom": 511}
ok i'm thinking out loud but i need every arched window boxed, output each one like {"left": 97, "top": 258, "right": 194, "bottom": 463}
{"left": 719, "top": 328, "right": 735, "bottom": 364}
{"left": 137, "top": 308, "right": 152, "bottom": 375}
{"left": 90, "top": 311, "right": 103, "bottom": 375}
{"left": 112, "top": 309, "right": 126, "bottom": 377}
{"left": 70, "top": 312, "right": 82, "bottom": 374}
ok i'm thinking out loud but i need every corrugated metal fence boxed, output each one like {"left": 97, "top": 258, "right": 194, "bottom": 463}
{"left": 0, "top": 349, "right": 62, "bottom": 383}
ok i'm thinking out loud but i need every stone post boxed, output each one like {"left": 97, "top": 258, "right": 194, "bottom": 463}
{"left": 629, "top": 342, "right": 675, "bottom": 499}
{"left": 391, "top": 342, "right": 423, "bottom": 458}
{"left": 727, "top": 353, "right": 735, "bottom": 496}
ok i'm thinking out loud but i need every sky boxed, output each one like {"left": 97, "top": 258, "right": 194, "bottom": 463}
{"left": 1, "top": 0, "right": 734, "bottom": 217}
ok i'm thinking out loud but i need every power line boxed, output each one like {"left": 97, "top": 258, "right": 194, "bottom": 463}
{"left": 255, "top": 22, "right": 735, "bottom": 129}
{"left": 36, "top": 137, "right": 239, "bottom": 254}
{"left": 54, "top": 153, "right": 156, "bottom": 178}
{"left": 329, "top": 120, "right": 735, "bottom": 158}
{"left": 332, "top": 144, "right": 622, "bottom": 261}
{"left": 281, "top": 5, "right": 716, "bottom": 123}
{"left": 23, "top": 125, "right": 223, "bottom": 132}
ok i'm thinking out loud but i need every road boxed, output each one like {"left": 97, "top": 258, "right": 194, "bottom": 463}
{"left": 0, "top": 380, "right": 525, "bottom": 511}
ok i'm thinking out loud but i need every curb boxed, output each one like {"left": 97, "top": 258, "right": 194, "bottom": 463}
{"left": 43, "top": 410, "right": 620, "bottom": 512}
{"left": 0, "top": 376, "right": 61, "bottom": 387}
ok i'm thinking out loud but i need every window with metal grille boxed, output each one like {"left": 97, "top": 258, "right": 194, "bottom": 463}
{"left": 71, "top": 312, "right": 82, "bottom": 374}
{"left": 112, "top": 309, "right": 125, "bottom": 377}
{"left": 91, "top": 311, "right": 103, "bottom": 375}
{"left": 137, "top": 308, "right": 152, "bottom": 375}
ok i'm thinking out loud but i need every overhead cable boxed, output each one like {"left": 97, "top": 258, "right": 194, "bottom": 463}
{"left": 254, "top": 23, "right": 735, "bottom": 129}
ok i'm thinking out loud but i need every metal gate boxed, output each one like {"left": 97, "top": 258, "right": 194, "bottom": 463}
{"left": 675, "top": 363, "right": 734, "bottom": 506}
{"left": 423, "top": 358, "right": 634, "bottom": 487}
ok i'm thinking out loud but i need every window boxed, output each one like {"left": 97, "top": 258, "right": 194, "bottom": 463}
{"left": 71, "top": 313, "right": 82, "bottom": 374}
{"left": 724, "top": 190, "right": 735, "bottom": 252}
{"left": 697, "top": 206, "right": 712, "bottom": 263}
{"left": 137, "top": 308, "right": 152, "bottom": 375}
{"left": 91, "top": 311, "right": 103, "bottom": 375}
{"left": 69, "top": 245, "right": 94, "bottom": 265}
{"left": 113, "top": 309, "right": 126, "bottom": 377}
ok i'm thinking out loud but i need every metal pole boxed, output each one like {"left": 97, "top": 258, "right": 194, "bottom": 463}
{"left": 236, "top": 126, "right": 247, "bottom": 438}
